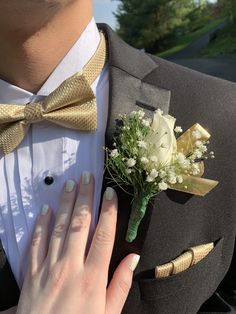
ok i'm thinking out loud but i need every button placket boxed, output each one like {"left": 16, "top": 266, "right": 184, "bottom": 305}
{"left": 32, "top": 122, "right": 64, "bottom": 215}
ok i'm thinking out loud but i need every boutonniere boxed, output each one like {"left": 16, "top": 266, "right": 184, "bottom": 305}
{"left": 105, "top": 109, "right": 219, "bottom": 243}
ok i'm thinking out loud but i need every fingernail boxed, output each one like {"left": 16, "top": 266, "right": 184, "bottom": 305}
{"left": 65, "top": 180, "right": 75, "bottom": 193}
{"left": 82, "top": 171, "right": 91, "bottom": 185}
{"left": 129, "top": 255, "right": 140, "bottom": 272}
{"left": 41, "top": 204, "right": 49, "bottom": 216}
{"left": 105, "top": 187, "right": 114, "bottom": 200}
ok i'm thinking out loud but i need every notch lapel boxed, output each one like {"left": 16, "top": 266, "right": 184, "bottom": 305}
{"left": 98, "top": 24, "right": 172, "bottom": 280}
{"left": 98, "top": 23, "right": 171, "bottom": 146}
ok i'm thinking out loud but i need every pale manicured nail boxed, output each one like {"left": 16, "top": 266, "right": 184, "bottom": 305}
{"left": 129, "top": 255, "right": 140, "bottom": 272}
{"left": 105, "top": 187, "right": 114, "bottom": 200}
{"left": 65, "top": 180, "right": 75, "bottom": 193}
{"left": 41, "top": 204, "right": 49, "bottom": 216}
{"left": 82, "top": 171, "right": 91, "bottom": 185}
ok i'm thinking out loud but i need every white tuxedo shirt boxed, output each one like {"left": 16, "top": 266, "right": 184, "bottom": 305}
{"left": 0, "top": 17, "right": 109, "bottom": 287}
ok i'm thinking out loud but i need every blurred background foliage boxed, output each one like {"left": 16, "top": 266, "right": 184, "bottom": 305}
{"left": 114, "top": 0, "right": 236, "bottom": 57}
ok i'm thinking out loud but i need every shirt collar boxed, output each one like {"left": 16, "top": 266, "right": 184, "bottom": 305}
{"left": 0, "top": 17, "right": 100, "bottom": 103}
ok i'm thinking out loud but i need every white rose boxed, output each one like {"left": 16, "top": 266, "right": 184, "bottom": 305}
{"left": 146, "top": 110, "right": 177, "bottom": 167}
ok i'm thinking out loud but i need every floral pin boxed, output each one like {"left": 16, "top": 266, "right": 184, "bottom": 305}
{"left": 105, "top": 109, "right": 218, "bottom": 243}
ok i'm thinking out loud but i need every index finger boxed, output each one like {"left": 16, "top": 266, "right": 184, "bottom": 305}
{"left": 85, "top": 187, "right": 117, "bottom": 275}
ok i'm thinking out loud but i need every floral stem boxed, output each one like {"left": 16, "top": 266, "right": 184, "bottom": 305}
{"left": 126, "top": 192, "right": 151, "bottom": 243}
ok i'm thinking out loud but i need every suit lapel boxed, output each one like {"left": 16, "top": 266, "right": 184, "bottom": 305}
{"left": 98, "top": 24, "right": 172, "bottom": 280}
{"left": 98, "top": 23, "right": 171, "bottom": 146}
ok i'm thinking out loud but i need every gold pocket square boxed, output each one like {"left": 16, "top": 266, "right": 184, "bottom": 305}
{"left": 155, "top": 242, "right": 214, "bottom": 278}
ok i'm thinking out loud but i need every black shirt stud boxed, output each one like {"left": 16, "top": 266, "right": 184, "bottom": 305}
{"left": 44, "top": 176, "right": 54, "bottom": 185}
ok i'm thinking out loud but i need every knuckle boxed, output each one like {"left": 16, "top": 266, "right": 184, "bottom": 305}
{"left": 28, "top": 262, "right": 39, "bottom": 279}
{"left": 76, "top": 194, "right": 90, "bottom": 211}
{"left": 81, "top": 274, "right": 95, "bottom": 295}
{"left": 71, "top": 210, "right": 91, "bottom": 231}
{"left": 82, "top": 270, "right": 106, "bottom": 296}
{"left": 49, "top": 262, "right": 69, "bottom": 290}
{"left": 31, "top": 221, "right": 44, "bottom": 248}
{"left": 52, "top": 223, "right": 65, "bottom": 238}
{"left": 95, "top": 228, "right": 113, "bottom": 246}
{"left": 117, "top": 277, "right": 131, "bottom": 295}
{"left": 23, "top": 272, "right": 38, "bottom": 291}
{"left": 31, "top": 229, "right": 42, "bottom": 247}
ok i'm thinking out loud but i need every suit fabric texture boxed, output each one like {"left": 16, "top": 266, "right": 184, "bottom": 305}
{"left": 0, "top": 23, "right": 236, "bottom": 314}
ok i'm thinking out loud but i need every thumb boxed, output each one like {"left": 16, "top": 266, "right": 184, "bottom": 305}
{"left": 106, "top": 254, "right": 140, "bottom": 314}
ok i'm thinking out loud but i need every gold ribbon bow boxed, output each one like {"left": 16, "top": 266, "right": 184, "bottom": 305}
{"left": 0, "top": 32, "right": 107, "bottom": 156}
{"left": 169, "top": 123, "right": 219, "bottom": 196}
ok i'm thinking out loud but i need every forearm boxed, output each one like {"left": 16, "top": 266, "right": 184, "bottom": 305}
{"left": 0, "top": 306, "right": 17, "bottom": 314}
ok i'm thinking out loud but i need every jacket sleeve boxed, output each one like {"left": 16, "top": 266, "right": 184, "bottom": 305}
{"left": 0, "top": 241, "right": 20, "bottom": 311}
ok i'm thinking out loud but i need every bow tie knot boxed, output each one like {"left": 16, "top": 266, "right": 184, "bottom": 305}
{"left": 24, "top": 103, "right": 43, "bottom": 123}
{"left": 0, "top": 32, "right": 107, "bottom": 155}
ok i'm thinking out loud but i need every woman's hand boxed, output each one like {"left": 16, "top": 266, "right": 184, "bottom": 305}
{"left": 16, "top": 172, "right": 140, "bottom": 314}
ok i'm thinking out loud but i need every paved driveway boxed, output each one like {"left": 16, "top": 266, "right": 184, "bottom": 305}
{"left": 169, "top": 21, "right": 228, "bottom": 59}
{"left": 169, "top": 56, "right": 236, "bottom": 83}
{"left": 165, "top": 21, "right": 236, "bottom": 83}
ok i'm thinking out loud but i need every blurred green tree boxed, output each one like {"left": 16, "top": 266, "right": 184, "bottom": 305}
{"left": 115, "top": 0, "right": 196, "bottom": 53}
{"left": 218, "top": 0, "right": 236, "bottom": 22}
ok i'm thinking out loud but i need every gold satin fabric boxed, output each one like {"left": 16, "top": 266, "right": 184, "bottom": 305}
{"left": 0, "top": 32, "right": 107, "bottom": 155}
{"left": 155, "top": 242, "right": 214, "bottom": 278}
{"left": 170, "top": 123, "right": 219, "bottom": 196}
{"left": 177, "top": 123, "right": 211, "bottom": 156}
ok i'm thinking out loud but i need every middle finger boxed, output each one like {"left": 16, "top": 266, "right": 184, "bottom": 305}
{"left": 86, "top": 187, "right": 117, "bottom": 276}
{"left": 62, "top": 171, "right": 94, "bottom": 265}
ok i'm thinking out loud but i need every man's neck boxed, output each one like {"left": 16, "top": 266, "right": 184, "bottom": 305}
{"left": 0, "top": 1, "right": 92, "bottom": 93}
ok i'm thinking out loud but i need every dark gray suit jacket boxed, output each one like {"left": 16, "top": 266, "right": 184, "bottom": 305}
{"left": 1, "top": 24, "right": 236, "bottom": 314}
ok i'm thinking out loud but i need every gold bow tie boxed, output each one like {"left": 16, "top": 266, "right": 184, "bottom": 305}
{"left": 0, "top": 32, "right": 107, "bottom": 156}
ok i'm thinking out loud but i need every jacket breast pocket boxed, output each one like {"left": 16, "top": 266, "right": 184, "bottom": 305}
{"left": 138, "top": 238, "right": 224, "bottom": 314}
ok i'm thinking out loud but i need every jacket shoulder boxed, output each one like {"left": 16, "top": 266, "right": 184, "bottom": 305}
{"left": 144, "top": 53, "right": 236, "bottom": 112}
